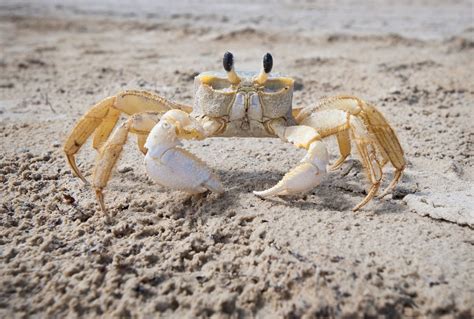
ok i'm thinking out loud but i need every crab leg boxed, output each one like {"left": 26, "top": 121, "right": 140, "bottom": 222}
{"left": 64, "top": 96, "right": 115, "bottom": 184}
{"left": 254, "top": 120, "right": 329, "bottom": 198}
{"left": 295, "top": 96, "right": 405, "bottom": 209}
{"left": 144, "top": 110, "right": 223, "bottom": 195}
{"left": 64, "top": 90, "right": 191, "bottom": 183}
{"left": 92, "top": 112, "right": 163, "bottom": 213}
{"left": 349, "top": 116, "right": 383, "bottom": 211}
{"left": 331, "top": 130, "right": 351, "bottom": 171}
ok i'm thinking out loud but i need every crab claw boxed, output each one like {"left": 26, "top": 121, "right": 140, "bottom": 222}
{"left": 253, "top": 141, "right": 328, "bottom": 197}
{"left": 144, "top": 110, "right": 223, "bottom": 194}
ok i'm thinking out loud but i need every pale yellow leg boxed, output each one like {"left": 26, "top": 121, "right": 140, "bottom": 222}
{"left": 64, "top": 96, "right": 115, "bottom": 184}
{"left": 330, "top": 130, "right": 351, "bottom": 171}
{"left": 359, "top": 104, "right": 405, "bottom": 197}
{"left": 379, "top": 169, "right": 403, "bottom": 198}
{"left": 113, "top": 90, "right": 192, "bottom": 115}
{"left": 93, "top": 112, "right": 162, "bottom": 213}
{"left": 349, "top": 115, "right": 383, "bottom": 211}
{"left": 64, "top": 90, "right": 190, "bottom": 183}
{"left": 352, "top": 140, "right": 382, "bottom": 211}
{"left": 295, "top": 96, "right": 364, "bottom": 123}
{"left": 137, "top": 134, "right": 148, "bottom": 155}
{"left": 295, "top": 95, "right": 405, "bottom": 210}
{"left": 378, "top": 150, "right": 390, "bottom": 168}
{"left": 93, "top": 107, "right": 121, "bottom": 150}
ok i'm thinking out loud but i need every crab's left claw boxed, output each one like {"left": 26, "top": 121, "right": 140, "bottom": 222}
{"left": 144, "top": 110, "right": 223, "bottom": 194}
{"left": 254, "top": 138, "right": 329, "bottom": 198}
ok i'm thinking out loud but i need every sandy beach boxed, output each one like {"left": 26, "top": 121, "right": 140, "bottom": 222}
{"left": 1, "top": 1, "right": 473, "bottom": 317}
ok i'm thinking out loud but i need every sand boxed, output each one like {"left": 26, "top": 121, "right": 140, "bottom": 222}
{"left": 1, "top": 1, "right": 473, "bottom": 317}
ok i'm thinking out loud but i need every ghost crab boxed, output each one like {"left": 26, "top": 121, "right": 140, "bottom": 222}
{"left": 64, "top": 52, "right": 405, "bottom": 214}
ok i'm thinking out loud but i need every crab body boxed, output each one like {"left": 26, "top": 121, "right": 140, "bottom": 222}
{"left": 192, "top": 71, "right": 295, "bottom": 138}
{"left": 63, "top": 52, "right": 405, "bottom": 215}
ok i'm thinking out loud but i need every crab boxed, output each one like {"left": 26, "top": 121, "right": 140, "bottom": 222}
{"left": 64, "top": 52, "right": 405, "bottom": 214}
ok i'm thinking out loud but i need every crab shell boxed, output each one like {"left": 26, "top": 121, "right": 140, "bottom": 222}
{"left": 191, "top": 71, "right": 296, "bottom": 137}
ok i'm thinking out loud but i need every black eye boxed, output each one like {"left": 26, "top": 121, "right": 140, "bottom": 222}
{"left": 223, "top": 51, "right": 234, "bottom": 72}
{"left": 263, "top": 53, "right": 273, "bottom": 73}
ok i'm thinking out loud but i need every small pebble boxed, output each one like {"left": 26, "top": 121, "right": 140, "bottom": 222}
{"left": 118, "top": 166, "right": 133, "bottom": 173}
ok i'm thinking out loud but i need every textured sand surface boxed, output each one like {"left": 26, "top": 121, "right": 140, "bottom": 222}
{"left": 1, "top": 1, "right": 473, "bottom": 318}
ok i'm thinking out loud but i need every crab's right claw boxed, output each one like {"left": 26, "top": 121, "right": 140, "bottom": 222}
{"left": 144, "top": 110, "right": 223, "bottom": 194}
{"left": 253, "top": 141, "right": 328, "bottom": 197}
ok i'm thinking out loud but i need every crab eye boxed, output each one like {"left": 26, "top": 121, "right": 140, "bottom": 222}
{"left": 263, "top": 53, "right": 273, "bottom": 73}
{"left": 223, "top": 52, "right": 234, "bottom": 72}
{"left": 222, "top": 51, "right": 241, "bottom": 85}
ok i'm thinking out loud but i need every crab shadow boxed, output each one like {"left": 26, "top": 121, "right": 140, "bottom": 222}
{"left": 213, "top": 167, "right": 407, "bottom": 214}
{"left": 104, "top": 165, "right": 408, "bottom": 220}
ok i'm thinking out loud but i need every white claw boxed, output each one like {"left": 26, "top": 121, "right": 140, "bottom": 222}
{"left": 253, "top": 141, "right": 329, "bottom": 198}
{"left": 145, "top": 148, "right": 223, "bottom": 194}
{"left": 144, "top": 112, "right": 223, "bottom": 194}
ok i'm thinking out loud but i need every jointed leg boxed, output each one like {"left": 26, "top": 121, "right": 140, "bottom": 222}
{"left": 64, "top": 96, "right": 115, "bottom": 183}
{"left": 137, "top": 134, "right": 148, "bottom": 155}
{"left": 255, "top": 116, "right": 383, "bottom": 211}
{"left": 64, "top": 90, "right": 191, "bottom": 183}
{"left": 330, "top": 130, "right": 351, "bottom": 171}
{"left": 93, "top": 107, "right": 121, "bottom": 150}
{"left": 360, "top": 103, "right": 405, "bottom": 197}
{"left": 93, "top": 112, "right": 162, "bottom": 213}
{"left": 349, "top": 116, "right": 382, "bottom": 211}
{"left": 295, "top": 96, "right": 405, "bottom": 208}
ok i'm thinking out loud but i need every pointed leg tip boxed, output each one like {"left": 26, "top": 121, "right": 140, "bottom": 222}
{"left": 352, "top": 183, "right": 380, "bottom": 212}
{"left": 66, "top": 154, "right": 89, "bottom": 184}
{"left": 253, "top": 190, "right": 267, "bottom": 198}
{"left": 95, "top": 189, "right": 108, "bottom": 215}
{"left": 328, "top": 162, "right": 342, "bottom": 171}
{"left": 79, "top": 176, "right": 90, "bottom": 186}
{"left": 352, "top": 199, "right": 368, "bottom": 212}
{"left": 329, "top": 155, "right": 349, "bottom": 171}
{"left": 377, "top": 190, "right": 391, "bottom": 199}
{"left": 253, "top": 188, "right": 282, "bottom": 198}
{"left": 377, "top": 170, "right": 403, "bottom": 199}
